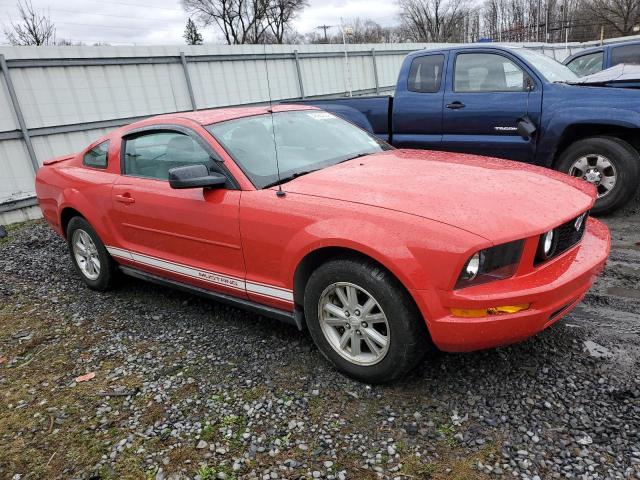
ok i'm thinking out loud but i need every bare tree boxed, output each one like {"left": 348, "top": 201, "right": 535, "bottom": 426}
{"left": 56, "top": 39, "right": 85, "bottom": 46}
{"left": 266, "top": 0, "right": 307, "bottom": 43}
{"left": 586, "top": 0, "right": 640, "bottom": 36}
{"left": 184, "top": 17, "right": 204, "bottom": 44}
{"left": 398, "top": 0, "right": 474, "bottom": 42}
{"left": 3, "top": 0, "right": 55, "bottom": 46}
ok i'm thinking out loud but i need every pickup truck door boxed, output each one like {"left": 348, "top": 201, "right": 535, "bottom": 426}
{"left": 392, "top": 52, "right": 446, "bottom": 149}
{"left": 441, "top": 49, "right": 542, "bottom": 162}
{"left": 109, "top": 128, "right": 247, "bottom": 299}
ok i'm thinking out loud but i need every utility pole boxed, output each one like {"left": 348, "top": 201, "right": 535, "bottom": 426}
{"left": 341, "top": 18, "right": 353, "bottom": 97}
{"left": 536, "top": 0, "right": 541, "bottom": 41}
{"left": 315, "top": 24, "right": 333, "bottom": 43}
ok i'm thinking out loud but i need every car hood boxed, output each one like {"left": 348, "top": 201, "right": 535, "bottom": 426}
{"left": 567, "top": 63, "right": 640, "bottom": 86}
{"left": 283, "top": 150, "right": 595, "bottom": 244}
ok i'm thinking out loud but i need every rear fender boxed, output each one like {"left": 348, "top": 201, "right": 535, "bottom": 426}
{"left": 58, "top": 187, "right": 113, "bottom": 242}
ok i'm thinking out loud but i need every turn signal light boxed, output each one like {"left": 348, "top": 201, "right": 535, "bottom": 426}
{"left": 450, "top": 303, "right": 530, "bottom": 318}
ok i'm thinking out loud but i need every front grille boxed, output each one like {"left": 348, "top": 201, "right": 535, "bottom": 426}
{"left": 555, "top": 214, "right": 587, "bottom": 253}
{"left": 534, "top": 212, "right": 588, "bottom": 265}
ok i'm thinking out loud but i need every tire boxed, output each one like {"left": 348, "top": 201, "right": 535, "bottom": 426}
{"left": 556, "top": 136, "right": 640, "bottom": 215}
{"left": 303, "top": 257, "right": 430, "bottom": 384}
{"left": 66, "top": 216, "right": 119, "bottom": 291}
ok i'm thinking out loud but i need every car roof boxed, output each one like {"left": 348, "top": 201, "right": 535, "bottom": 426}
{"left": 564, "top": 39, "right": 640, "bottom": 62}
{"left": 134, "top": 104, "right": 317, "bottom": 128}
{"left": 405, "top": 43, "right": 524, "bottom": 59}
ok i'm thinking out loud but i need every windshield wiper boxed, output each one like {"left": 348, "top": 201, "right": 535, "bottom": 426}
{"left": 264, "top": 153, "right": 375, "bottom": 189}
{"left": 339, "top": 152, "right": 374, "bottom": 163}
{"left": 263, "top": 169, "right": 321, "bottom": 189}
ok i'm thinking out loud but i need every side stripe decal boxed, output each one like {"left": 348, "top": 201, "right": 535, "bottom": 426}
{"left": 105, "top": 246, "right": 293, "bottom": 302}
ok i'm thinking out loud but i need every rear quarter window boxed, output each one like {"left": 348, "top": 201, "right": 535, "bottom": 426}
{"left": 83, "top": 141, "right": 109, "bottom": 169}
{"left": 611, "top": 44, "right": 640, "bottom": 66}
{"left": 407, "top": 55, "right": 445, "bottom": 93}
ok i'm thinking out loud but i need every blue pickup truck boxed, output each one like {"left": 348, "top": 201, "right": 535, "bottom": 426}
{"left": 294, "top": 45, "right": 640, "bottom": 214}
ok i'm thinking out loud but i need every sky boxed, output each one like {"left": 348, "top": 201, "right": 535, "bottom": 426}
{"left": 0, "top": 0, "right": 401, "bottom": 45}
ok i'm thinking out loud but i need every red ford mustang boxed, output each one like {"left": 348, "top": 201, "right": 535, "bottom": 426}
{"left": 35, "top": 105, "right": 610, "bottom": 383}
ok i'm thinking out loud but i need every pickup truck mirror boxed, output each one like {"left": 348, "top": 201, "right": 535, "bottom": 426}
{"left": 168, "top": 164, "right": 227, "bottom": 189}
{"left": 516, "top": 116, "right": 537, "bottom": 140}
{"left": 525, "top": 76, "right": 535, "bottom": 91}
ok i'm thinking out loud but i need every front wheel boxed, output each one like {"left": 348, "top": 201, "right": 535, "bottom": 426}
{"left": 556, "top": 136, "right": 640, "bottom": 215}
{"left": 304, "top": 257, "right": 429, "bottom": 384}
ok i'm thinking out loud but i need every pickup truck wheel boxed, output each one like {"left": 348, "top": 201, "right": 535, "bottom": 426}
{"left": 303, "top": 257, "right": 429, "bottom": 384}
{"left": 556, "top": 136, "right": 640, "bottom": 215}
{"left": 66, "top": 217, "right": 118, "bottom": 291}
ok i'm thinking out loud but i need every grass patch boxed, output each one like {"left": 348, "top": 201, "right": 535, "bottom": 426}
{"left": 196, "top": 463, "right": 236, "bottom": 480}
{"left": 0, "top": 219, "right": 41, "bottom": 245}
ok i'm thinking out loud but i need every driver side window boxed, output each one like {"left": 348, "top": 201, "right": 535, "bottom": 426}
{"left": 123, "top": 131, "right": 212, "bottom": 180}
{"left": 454, "top": 53, "right": 526, "bottom": 92}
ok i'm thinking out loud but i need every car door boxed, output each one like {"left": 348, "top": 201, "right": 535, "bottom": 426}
{"left": 392, "top": 52, "right": 446, "bottom": 149}
{"left": 109, "top": 127, "right": 247, "bottom": 299}
{"left": 441, "top": 49, "right": 542, "bottom": 162}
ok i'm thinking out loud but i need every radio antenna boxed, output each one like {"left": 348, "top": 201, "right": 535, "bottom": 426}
{"left": 263, "top": 43, "right": 285, "bottom": 197}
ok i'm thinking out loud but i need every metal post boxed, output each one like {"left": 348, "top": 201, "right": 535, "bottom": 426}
{"left": 293, "top": 50, "right": 305, "bottom": 99}
{"left": 371, "top": 49, "right": 380, "bottom": 95}
{"left": 0, "top": 54, "right": 39, "bottom": 173}
{"left": 180, "top": 52, "right": 197, "bottom": 111}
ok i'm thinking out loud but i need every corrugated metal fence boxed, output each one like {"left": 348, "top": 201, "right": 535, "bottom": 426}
{"left": 0, "top": 37, "right": 635, "bottom": 223}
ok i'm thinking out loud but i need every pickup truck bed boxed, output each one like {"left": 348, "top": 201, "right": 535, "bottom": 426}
{"left": 291, "top": 96, "right": 393, "bottom": 142}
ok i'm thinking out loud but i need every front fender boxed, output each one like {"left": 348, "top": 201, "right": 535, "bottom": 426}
{"left": 282, "top": 213, "right": 484, "bottom": 295}
{"left": 284, "top": 217, "right": 422, "bottom": 289}
{"left": 539, "top": 107, "right": 640, "bottom": 164}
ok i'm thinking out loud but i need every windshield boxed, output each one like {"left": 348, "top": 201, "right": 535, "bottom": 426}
{"left": 517, "top": 49, "right": 579, "bottom": 82}
{"left": 206, "top": 110, "right": 391, "bottom": 189}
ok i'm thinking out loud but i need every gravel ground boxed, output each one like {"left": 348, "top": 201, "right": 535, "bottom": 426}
{"left": 1, "top": 198, "right": 639, "bottom": 480}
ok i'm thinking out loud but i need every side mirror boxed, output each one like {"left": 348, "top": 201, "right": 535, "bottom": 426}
{"left": 168, "top": 164, "right": 227, "bottom": 189}
{"left": 516, "top": 115, "right": 537, "bottom": 140}
{"left": 525, "top": 76, "right": 535, "bottom": 91}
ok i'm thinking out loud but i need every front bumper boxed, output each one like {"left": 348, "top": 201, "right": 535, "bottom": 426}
{"left": 412, "top": 218, "right": 610, "bottom": 352}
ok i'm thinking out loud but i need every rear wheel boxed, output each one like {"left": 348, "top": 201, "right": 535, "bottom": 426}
{"left": 66, "top": 217, "right": 118, "bottom": 291}
{"left": 556, "top": 136, "right": 640, "bottom": 215}
{"left": 304, "top": 257, "right": 429, "bottom": 384}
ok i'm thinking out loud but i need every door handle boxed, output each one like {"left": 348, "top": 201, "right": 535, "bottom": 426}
{"left": 445, "top": 101, "right": 466, "bottom": 110}
{"left": 115, "top": 193, "right": 135, "bottom": 204}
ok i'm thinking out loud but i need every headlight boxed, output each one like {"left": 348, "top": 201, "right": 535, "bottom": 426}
{"left": 536, "top": 229, "right": 558, "bottom": 262}
{"left": 455, "top": 240, "right": 524, "bottom": 289}
{"left": 461, "top": 252, "right": 481, "bottom": 281}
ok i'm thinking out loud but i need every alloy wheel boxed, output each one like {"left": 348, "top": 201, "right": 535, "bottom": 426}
{"left": 318, "top": 282, "right": 390, "bottom": 366}
{"left": 72, "top": 229, "right": 101, "bottom": 280}
{"left": 569, "top": 154, "right": 617, "bottom": 198}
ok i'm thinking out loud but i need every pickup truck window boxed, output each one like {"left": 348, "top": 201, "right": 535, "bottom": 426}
{"left": 408, "top": 55, "right": 444, "bottom": 93}
{"left": 611, "top": 44, "right": 640, "bottom": 67}
{"left": 83, "top": 140, "right": 109, "bottom": 169}
{"left": 454, "top": 53, "right": 525, "bottom": 92}
{"left": 566, "top": 51, "right": 604, "bottom": 77}
{"left": 123, "top": 132, "right": 212, "bottom": 180}
{"left": 207, "top": 110, "right": 390, "bottom": 189}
